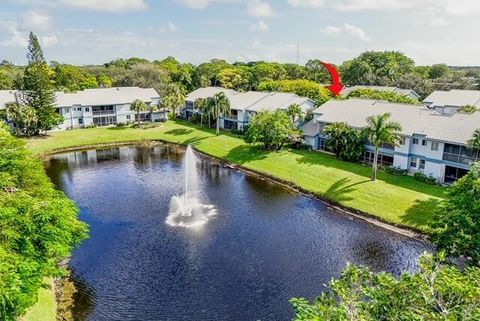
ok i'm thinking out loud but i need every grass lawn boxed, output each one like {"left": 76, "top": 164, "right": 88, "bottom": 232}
{"left": 19, "top": 279, "right": 56, "bottom": 321}
{"left": 27, "top": 120, "right": 447, "bottom": 232}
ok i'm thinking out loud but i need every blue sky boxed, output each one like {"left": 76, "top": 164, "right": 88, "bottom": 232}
{"left": 0, "top": 0, "right": 479, "bottom": 66}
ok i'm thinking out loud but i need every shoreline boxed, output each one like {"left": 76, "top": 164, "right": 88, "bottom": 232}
{"left": 41, "top": 140, "right": 429, "bottom": 240}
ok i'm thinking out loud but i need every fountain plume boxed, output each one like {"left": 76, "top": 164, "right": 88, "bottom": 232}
{"left": 165, "top": 145, "right": 217, "bottom": 228}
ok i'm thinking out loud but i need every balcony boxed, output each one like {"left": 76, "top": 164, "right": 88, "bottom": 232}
{"left": 443, "top": 143, "right": 479, "bottom": 166}
{"left": 443, "top": 152, "right": 479, "bottom": 166}
{"left": 92, "top": 110, "right": 115, "bottom": 116}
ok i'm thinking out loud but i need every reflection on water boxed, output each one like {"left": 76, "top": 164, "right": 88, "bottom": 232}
{"left": 46, "top": 144, "right": 433, "bottom": 321}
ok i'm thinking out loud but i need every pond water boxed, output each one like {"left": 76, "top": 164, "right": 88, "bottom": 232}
{"left": 45, "top": 144, "right": 432, "bottom": 321}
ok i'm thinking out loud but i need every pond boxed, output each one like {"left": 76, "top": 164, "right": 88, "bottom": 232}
{"left": 45, "top": 144, "right": 432, "bottom": 321}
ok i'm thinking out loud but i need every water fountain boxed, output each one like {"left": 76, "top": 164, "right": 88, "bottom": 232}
{"left": 165, "top": 145, "right": 217, "bottom": 228}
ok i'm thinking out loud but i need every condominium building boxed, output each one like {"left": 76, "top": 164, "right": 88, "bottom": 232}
{"left": 303, "top": 98, "right": 480, "bottom": 183}
{"left": 183, "top": 87, "right": 315, "bottom": 131}
{"left": 0, "top": 87, "right": 162, "bottom": 130}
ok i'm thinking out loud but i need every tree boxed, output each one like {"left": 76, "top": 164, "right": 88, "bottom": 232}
{"left": 21, "top": 32, "right": 62, "bottom": 133}
{"left": 131, "top": 99, "right": 147, "bottom": 124}
{"left": 324, "top": 122, "right": 366, "bottom": 162}
{"left": 0, "top": 125, "right": 88, "bottom": 320}
{"left": 468, "top": 129, "right": 480, "bottom": 149}
{"left": 305, "top": 59, "right": 329, "bottom": 83}
{"left": 431, "top": 162, "right": 480, "bottom": 265}
{"left": 207, "top": 92, "right": 231, "bottom": 136}
{"left": 347, "top": 88, "right": 419, "bottom": 104}
{"left": 194, "top": 97, "right": 209, "bottom": 127}
{"left": 291, "top": 254, "right": 480, "bottom": 321}
{"left": 363, "top": 113, "right": 402, "bottom": 181}
{"left": 245, "top": 111, "right": 294, "bottom": 150}
{"left": 258, "top": 79, "right": 331, "bottom": 106}
{"left": 161, "top": 83, "right": 185, "bottom": 120}
{"left": 285, "top": 104, "right": 303, "bottom": 125}
{"left": 218, "top": 68, "right": 246, "bottom": 90}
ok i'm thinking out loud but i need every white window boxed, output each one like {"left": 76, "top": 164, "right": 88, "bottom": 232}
{"left": 422, "top": 139, "right": 427, "bottom": 146}
{"left": 76, "top": 107, "right": 82, "bottom": 111}
{"left": 64, "top": 108, "right": 70, "bottom": 114}
{"left": 85, "top": 107, "right": 90, "bottom": 112}
{"left": 431, "top": 142, "right": 439, "bottom": 151}
{"left": 126, "top": 115, "right": 131, "bottom": 120}
{"left": 412, "top": 138, "right": 419, "bottom": 145}
{"left": 400, "top": 137, "right": 406, "bottom": 145}
{"left": 419, "top": 159, "right": 425, "bottom": 170}
{"left": 410, "top": 158, "right": 418, "bottom": 168}
{"left": 78, "top": 118, "right": 83, "bottom": 124}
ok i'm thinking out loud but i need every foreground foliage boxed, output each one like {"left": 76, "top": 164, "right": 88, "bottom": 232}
{"left": 0, "top": 125, "right": 88, "bottom": 320}
{"left": 291, "top": 254, "right": 480, "bottom": 321}
{"left": 431, "top": 162, "right": 480, "bottom": 266}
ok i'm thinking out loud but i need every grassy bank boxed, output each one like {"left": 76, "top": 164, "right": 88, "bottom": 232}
{"left": 19, "top": 280, "right": 56, "bottom": 321}
{"left": 27, "top": 120, "right": 446, "bottom": 232}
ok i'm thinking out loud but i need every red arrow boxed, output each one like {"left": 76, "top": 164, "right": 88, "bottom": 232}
{"left": 321, "top": 62, "right": 344, "bottom": 96}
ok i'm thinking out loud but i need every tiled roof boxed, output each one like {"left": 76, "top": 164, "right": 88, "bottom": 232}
{"left": 0, "top": 87, "right": 160, "bottom": 109}
{"left": 185, "top": 87, "right": 314, "bottom": 113}
{"left": 423, "top": 89, "right": 480, "bottom": 108}
{"left": 313, "top": 98, "right": 480, "bottom": 145}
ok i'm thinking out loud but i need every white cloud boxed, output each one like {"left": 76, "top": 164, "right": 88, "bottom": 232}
{"left": 168, "top": 22, "right": 177, "bottom": 32}
{"left": 177, "top": 0, "right": 238, "bottom": 9}
{"left": 320, "top": 23, "right": 371, "bottom": 41}
{"left": 42, "top": 34, "right": 58, "bottom": 47}
{"left": 288, "top": 0, "right": 325, "bottom": 8}
{"left": 21, "top": 11, "right": 52, "bottom": 31}
{"left": 250, "top": 20, "right": 269, "bottom": 31}
{"left": 247, "top": 0, "right": 279, "bottom": 17}
{"left": 0, "top": 20, "right": 28, "bottom": 47}
{"left": 13, "top": 0, "right": 148, "bottom": 12}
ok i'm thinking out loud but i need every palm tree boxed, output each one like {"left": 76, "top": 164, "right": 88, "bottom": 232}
{"left": 162, "top": 84, "right": 185, "bottom": 120}
{"left": 363, "top": 113, "right": 402, "bottom": 181}
{"left": 147, "top": 102, "right": 158, "bottom": 123}
{"left": 468, "top": 129, "right": 480, "bottom": 149}
{"left": 131, "top": 99, "right": 148, "bottom": 125}
{"left": 286, "top": 104, "right": 303, "bottom": 125}
{"left": 207, "top": 92, "right": 231, "bottom": 136}
{"left": 194, "top": 98, "right": 208, "bottom": 127}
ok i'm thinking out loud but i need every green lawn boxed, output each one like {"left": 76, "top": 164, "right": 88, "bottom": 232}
{"left": 27, "top": 120, "right": 447, "bottom": 232}
{"left": 19, "top": 279, "right": 56, "bottom": 321}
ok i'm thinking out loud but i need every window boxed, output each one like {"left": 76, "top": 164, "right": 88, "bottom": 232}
{"left": 431, "top": 142, "right": 439, "bottom": 151}
{"left": 419, "top": 159, "right": 425, "bottom": 170}
{"left": 76, "top": 107, "right": 82, "bottom": 111}
{"left": 422, "top": 139, "right": 427, "bottom": 146}
{"left": 400, "top": 137, "right": 406, "bottom": 145}
{"left": 85, "top": 107, "right": 90, "bottom": 112}
{"left": 78, "top": 118, "right": 83, "bottom": 124}
{"left": 412, "top": 138, "right": 419, "bottom": 145}
{"left": 126, "top": 115, "right": 131, "bottom": 120}
{"left": 64, "top": 108, "right": 70, "bottom": 114}
{"left": 410, "top": 157, "right": 418, "bottom": 168}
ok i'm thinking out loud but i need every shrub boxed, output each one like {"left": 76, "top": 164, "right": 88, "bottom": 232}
{"left": 347, "top": 88, "right": 419, "bottom": 104}
{"left": 116, "top": 122, "right": 127, "bottom": 127}
{"left": 324, "top": 122, "right": 366, "bottom": 162}
{"left": 414, "top": 172, "right": 438, "bottom": 185}
{"left": 431, "top": 162, "right": 480, "bottom": 265}
{"left": 244, "top": 110, "right": 294, "bottom": 150}
{"left": 459, "top": 105, "right": 477, "bottom": 114}
{"left": 258, "top": 79, "right": 331, "bottom": 106}
{"left": 385, "top": 166, "right": 408, "bottom": 176}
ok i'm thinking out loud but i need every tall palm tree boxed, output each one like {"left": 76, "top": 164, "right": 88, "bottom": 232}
{"left": 468, "top": 129, "right": 480, "bottom": 149}
{"left": 162, "top": 84, "right": 186, "bottom": 120}
{"left": 363, "top": 113, "right": 402, "bottom": 181}
{"left": 131, "top": 99, "right": 148, "bottom": 125}
{"left": 207, "top": 92, "right": 231, "bottom": 136}
{"left": 286, "top": 104, "right": 303, "bottom": 125}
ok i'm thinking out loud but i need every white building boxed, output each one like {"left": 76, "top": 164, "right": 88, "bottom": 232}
{"left": 341, "top": 85, "right": 420, "bottom": 100}
{"left": 423, "top": 89, "right": 480, "bottom": 115}
{"left": 303, "top": 98, "right": 480, "bottom": 184}
{"left": 0, "top": 87, "right": 162, "bottom": 130}
{"left": 183, "top": 87, "right": 316, "bottom": 131}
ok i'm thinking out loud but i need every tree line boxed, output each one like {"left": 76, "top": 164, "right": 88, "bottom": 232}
{"left": 1, "top": 48, "right": 479, "bottom": 101}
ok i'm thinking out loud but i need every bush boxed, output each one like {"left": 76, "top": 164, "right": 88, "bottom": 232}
{"left": 385, "top": 166, "right": 408, "bottom": 176}
{"left": 347, "top": 88, "right": 419, "bottom": 104}
{"left": 116, "top": 122, "right": 127, "bottom": 127}
{"left": 244, "top": 111, "right": 294, "bottom": 150}
{"left": 414, "top": 172, "right": 438, "bottom": 185}
{"left": 324, "top": 122, "right": 366, "bottom": 162}
{"left": 0, "top": 124, "right": 88, "bottom": 320}
{"left": 258, "top": 79, "right": 331, "bottom": 106}
{"left": 431, "top": 162, "right": 480, "bottom": 265}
